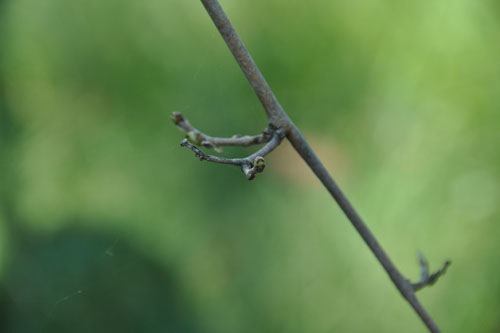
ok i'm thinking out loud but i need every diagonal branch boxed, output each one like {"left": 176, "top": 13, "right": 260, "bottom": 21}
{"left": 200, "top": 0, "right": 290, "bottom": 127}
{"left": 172, "top": 1, "right": 451, "bottom": 331}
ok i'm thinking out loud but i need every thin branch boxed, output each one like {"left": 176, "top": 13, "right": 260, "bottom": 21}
{"left": 412, "top": 253, "right": 451, "bottom": 292}
{"left": 180, "top": 139, "right": 242, "bottom": 166}
{"left": 285, "top": 125, "right": 442, "bottom": 332}
{"left": 200, "top": 0, "right": 290, "bottom": 127}
{"left": 172, "top": 112, "right": 272, "bottom": 152}
{"left": 180, "top": 128, "right": 285, "bottom": 180}
{"left": 178, "top": 1, "right": 450, "bottom": 331}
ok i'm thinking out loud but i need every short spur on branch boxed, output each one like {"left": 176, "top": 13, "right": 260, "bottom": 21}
{"left": 411, "top": 253, "right": 451, "bottom": 292}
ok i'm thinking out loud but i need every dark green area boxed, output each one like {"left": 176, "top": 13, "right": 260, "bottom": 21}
{"left": 0, "top": 0, "right": 499, "bottom": 331}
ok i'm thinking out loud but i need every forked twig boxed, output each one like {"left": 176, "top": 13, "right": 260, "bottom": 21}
{"left": 172, "top": 111, "right": 284, "bottom": 180}
{"left": 412, "top": 253, "right": 451, "bottom": 292}
{"left": 179, "top": 126, "right": 284, "bottom": 180}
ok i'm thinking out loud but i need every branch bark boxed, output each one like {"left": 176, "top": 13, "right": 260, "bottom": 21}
{"left": 176, "top": 1, "right": 450, "bottom": 331}
{"left": 172, "top": 112, "right": 272, "bottom": 152}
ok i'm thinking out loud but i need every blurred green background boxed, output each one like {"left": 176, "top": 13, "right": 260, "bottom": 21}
{"left": 1, "top": 0, "right": 499, "bottom": 331}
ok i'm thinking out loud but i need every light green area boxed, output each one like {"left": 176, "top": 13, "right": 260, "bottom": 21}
{"left": 0, "top": 0, "right": 499, "bottom": 331}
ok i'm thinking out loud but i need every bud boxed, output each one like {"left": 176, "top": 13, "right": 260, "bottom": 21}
{"left": 186, "top": 131, "right": 202, "bottom": 145}
{"left": 253, "top": 156, "right": 265, "bottom": 172}
{"left": 170, "top": 112, "right": 184, "bottom": 125}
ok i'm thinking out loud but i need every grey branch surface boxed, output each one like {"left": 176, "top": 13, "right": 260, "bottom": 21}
{"left": 173, "top": 0, "right": 450, "bottom": 331}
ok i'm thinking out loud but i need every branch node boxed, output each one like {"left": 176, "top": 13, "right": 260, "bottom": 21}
{"left": 241, "top": 156, "right": 266, "bottom": 180}
{"left": 187, "top": 131, "right": 203, "bottom": 145}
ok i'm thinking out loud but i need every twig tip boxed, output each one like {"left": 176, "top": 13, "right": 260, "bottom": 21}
{"left": 412, "top": 253, "right": 451, "bottom": 292}
{"left": 171, "top": 112, "right": 184, "bottom": 125}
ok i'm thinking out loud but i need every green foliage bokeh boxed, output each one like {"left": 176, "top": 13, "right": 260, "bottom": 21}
{"left": 1, "top": 0, "right": 499, "bottom": 331}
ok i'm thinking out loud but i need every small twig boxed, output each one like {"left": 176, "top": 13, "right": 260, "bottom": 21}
{"left": 412, "top": 253, "right": 451, "bottom": 292}
{"left": 172, "top": 112, "right": 272, "bottom": 152}
{"left": 180, "top": 128, "right": 285, "bottom": 180}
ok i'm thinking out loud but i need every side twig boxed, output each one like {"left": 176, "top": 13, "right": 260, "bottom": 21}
{"left": 412, "top": 253, "right": 452, "bottom": 292}
{"left": 180, "top": 127, "right": 285, "bottom": 180}
{"left": 172, "top": 112, "right": 272, "bottom": 152}
{"left": 171, "top": 1, "right": 451, "bottom": 331}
